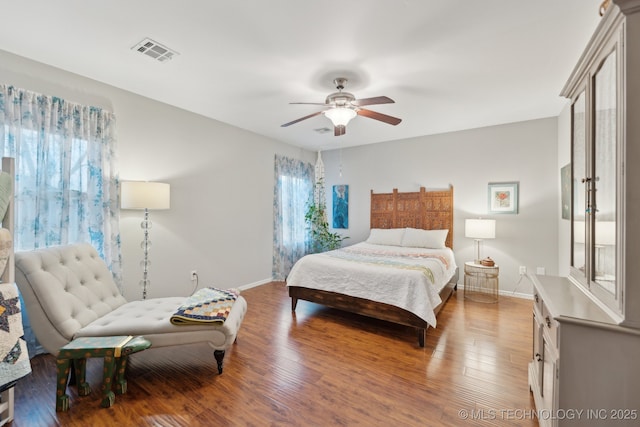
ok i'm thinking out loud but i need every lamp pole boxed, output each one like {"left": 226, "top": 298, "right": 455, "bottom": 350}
{"left": 120, "top": 181, "right": 170, "bottom": 300}
{"left": 140, "top": 208, "right": 152, "bottom": 300}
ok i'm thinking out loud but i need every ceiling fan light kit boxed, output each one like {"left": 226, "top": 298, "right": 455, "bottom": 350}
{"left": 324, "top": 107, "right": 357, "bottom": 127}
{"left": 282, "top": 77, "right": 402, "bottom": 136}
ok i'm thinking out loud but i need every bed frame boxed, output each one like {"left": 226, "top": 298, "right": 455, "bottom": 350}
{"left": 289, "top": 186, "right": 458, "bottom": 347}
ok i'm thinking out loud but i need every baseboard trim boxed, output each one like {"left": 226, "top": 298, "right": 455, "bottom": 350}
{"left": 237, "top": 278, "right": 273, "bottom": 291}
{"left": 457, "top": 283, "right": 534, "bottom": 300}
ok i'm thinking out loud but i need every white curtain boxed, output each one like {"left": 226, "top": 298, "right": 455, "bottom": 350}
{"left": 0, "top": 85, "right": 121, "bottom": 282}
{"left": 272, "top": 154, "right": 313, "bottom": 280}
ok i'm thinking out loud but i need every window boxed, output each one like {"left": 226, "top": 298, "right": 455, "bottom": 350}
{"left": 272, "top": 155, "right": 313, "bottom": 280}
{"left": 279, "top": 174, "right": 311, "bottom": 249}
{"left": 0, "top": 85, "right": 120, "bottom": 279}
{"left": 10, "top": 128, "right": 91, "bottom": 250}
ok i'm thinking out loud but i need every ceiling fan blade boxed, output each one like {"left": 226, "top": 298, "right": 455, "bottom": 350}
{"left": 281, "top": 111, "right": 324, "bottom": 127}
{"left": 357, "top": 108, "right": 402, "bottom": 125}
{"left": 334, "top": 125, "right": 346, "bottom": 136}
{"left": 289, "top": 102, "right": 327, "bottom": 106}
{"left": 351, "top": 96, "right": 395, "bottom": 107}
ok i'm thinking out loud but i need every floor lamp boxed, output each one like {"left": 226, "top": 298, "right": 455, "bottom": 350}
{"left": 465, "top": 218, "right": 496, "bottom": 263}
{"left": 120, "top": 181, "right": 170, "bottom": 299}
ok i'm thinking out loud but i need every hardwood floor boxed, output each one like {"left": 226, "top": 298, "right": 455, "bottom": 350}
{"left": 13, "top": 282, "right": 538, "bottom": 426}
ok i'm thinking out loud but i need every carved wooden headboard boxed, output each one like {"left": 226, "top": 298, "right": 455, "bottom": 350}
{"left": 370, "top": 186, "right": 454, "bottom": 249}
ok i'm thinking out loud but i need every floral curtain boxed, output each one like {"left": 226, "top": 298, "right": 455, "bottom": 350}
{"left": 272, "top": 154, "right": 313, "bottom": 280}
{"left": 0, "top": 85, "right": 121, "bottom": 283}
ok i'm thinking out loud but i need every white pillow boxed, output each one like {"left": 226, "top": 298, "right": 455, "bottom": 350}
{"left": 366, "top": 228, "right": 405, "bottom": 246}
{"left": 401, "top": 228, "right": 448, "bottom": 249}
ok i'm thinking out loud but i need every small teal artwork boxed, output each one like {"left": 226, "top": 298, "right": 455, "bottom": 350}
{"left": 333, "top": 184, "right": 349, "bottom": 229}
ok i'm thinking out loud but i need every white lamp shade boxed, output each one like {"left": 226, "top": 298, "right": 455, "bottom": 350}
{"left": 121, "top": 181, "right": 170, "bottom": 210}
{"left": 574, "top": 220, "right": 615, "bottom": 245}
{"left": 324, "top": 108, "right": 357, "bottom": 127}
{"left": 595, "top": 221, "right": 615, "bottom": 246}
{"left": 465, "top": 218, "right": 496, "bottom": 239}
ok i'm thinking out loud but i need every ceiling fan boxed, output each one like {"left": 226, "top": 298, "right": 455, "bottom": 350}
{"left": 281, "top": 77, "right": 402, "bottom": 136}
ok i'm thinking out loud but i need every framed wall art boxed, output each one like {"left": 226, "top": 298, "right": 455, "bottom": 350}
{"left": 332, "top": 184, "right": 349, "bottom": 228}
{"left": 488, "top": 182, "right": 519, "bottom": 214}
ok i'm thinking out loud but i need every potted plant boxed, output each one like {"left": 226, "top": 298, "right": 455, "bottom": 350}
{"left": 305, "top": 180, "right": 347, "bottom": 253}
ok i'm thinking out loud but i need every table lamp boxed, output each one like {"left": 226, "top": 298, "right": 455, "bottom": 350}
{"left": 465, "top": 218, "right": 496, "bottom": 263}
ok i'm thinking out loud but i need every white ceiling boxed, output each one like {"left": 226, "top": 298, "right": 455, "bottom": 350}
{"left": 0, "top": 0, "right": 604, "bottom": 151}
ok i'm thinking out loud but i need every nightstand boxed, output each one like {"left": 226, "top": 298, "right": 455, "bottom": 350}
{"left": 464, "top": 261, "right": 499, "bottom": 303}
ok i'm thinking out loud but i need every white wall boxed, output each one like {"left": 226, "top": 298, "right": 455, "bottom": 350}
{"left": 0, "top": 49, "right": 315, "bottom": 301}
{"left": 320, "top": 118, "right": 560, "bottom": 296}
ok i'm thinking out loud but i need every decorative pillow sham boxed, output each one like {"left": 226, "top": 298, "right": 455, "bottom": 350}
{"left": 401, "top": 228, "right": 449, "bottom": 249}
{"left": 366, "top": 228, "right": 405, "bottom": 246}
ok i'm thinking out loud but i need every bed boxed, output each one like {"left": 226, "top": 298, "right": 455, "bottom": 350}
{"left": 286, "top": 186, "right": 458, "bottom": 347}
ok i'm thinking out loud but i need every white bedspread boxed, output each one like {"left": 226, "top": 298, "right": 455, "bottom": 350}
{"left": 286, "top": 242, "right": 457, "bottom": 327}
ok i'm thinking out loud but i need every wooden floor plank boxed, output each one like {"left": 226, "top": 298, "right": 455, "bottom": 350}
{"left": 12, "top": 281, "right": 538, "bottom": 426}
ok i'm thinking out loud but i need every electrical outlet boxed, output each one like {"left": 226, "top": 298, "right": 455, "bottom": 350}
{"left": 190, "top": 270, "right": 197, "bottom": 281}
{"left": 519, "top": 266, "right": 527, "bottom": 275}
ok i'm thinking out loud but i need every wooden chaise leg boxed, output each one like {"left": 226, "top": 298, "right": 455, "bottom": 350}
{"left": 291, "top": 296, "right": 298, "bottom": 311}
{"left": 418, "top": 328, "right": 426, "bottom": 348}
{"left": 214, "top": 350, "right": 225, "bottom": 374}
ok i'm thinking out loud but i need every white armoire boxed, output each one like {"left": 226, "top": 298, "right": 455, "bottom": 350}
{"left": 528, "top": 1, "right": 640, "bottom": 426}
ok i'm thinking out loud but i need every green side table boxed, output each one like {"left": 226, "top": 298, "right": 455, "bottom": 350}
{"left": 56, "top": 335, "right": 151, "bottom": 411}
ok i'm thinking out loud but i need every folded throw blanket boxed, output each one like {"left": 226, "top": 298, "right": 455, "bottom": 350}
{"left": 0, "top": 283, "right": 32, "bottom": 390}
{"left": 170, "top": 287, "right": 240, "bottom": 325}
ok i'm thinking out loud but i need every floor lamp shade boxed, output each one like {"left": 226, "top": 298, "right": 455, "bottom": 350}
{"left": 120, "top": 181, "right": 170, "bottom": 210}
{"left": 120, "top": 181, "right": 170, "bottom": 299}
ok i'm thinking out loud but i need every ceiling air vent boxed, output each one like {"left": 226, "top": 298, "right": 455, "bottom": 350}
{"left": 131, "top": 38, "right": 179, "bottom": 63}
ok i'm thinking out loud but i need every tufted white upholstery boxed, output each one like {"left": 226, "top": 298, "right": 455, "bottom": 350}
{"left": 15, "top": 243, "right": 247, "bottom": 370}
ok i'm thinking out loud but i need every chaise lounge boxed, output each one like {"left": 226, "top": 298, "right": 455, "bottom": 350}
{"left": 15, "top": 243, "right": 247, "bottom": 374}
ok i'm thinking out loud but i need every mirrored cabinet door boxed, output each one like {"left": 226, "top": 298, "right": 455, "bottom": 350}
{"left": 571, "top": 91, "right": 586, "bottom": 280}
{"left": 592, "top": 49, "right": 617, "bottom": 299}
{"left": 569, "top": 40, "right": 620, "bottom": 315}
